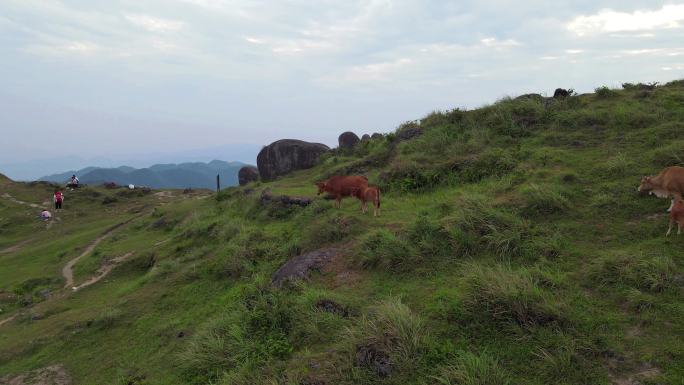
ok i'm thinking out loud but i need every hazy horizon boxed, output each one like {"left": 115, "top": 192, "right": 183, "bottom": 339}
{"left": 2, "top": 1, "right": 684, "bottom": 179}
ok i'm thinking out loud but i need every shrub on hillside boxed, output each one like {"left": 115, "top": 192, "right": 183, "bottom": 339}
{"left": 594, "top": 153, "right": 635, "bottom": 177}
{"left": 301, "top": 214, "right": 357, "bottom": 250}
{"left": 458, "top": 148, "right": 518, "bottom": 183}
{"left": 344, "top": 298, "right": 426, "bottom": 378}
{"left": 407, "top": 214, "right": 453, "bottom": 259}
{"left": 178, "top": 282, "right": 296, "bottom": 383}
{"left": 356, "top": 229, "right": 417, "bottom": 272}
{"left": 444, "top": 195, "right": 532, "bottom": 259}
{"left": 520, "top": 183, "right": 570, "bottom": 216}
{"left": 621, "top": 82, "right": 658, "bottom": 91}
{"left": 380, "top": 148, "right": 518, "bottom": 193}
{"left": 480, "top": 98, "right": 546, "bottom": 137}
{"left": 594, "top": 86, "right": 618, "bottom": 98}
{"left": 459, "top": 264, "right": 565, "bottom": 327}
{"left": 650, "top": 140, "right": 684, "bottom": 167}
{"left": 420, "top": 108, "right": 466, "bottom": 129}
{"left": 588, "top": 254, "right": 677, "bottom": 293}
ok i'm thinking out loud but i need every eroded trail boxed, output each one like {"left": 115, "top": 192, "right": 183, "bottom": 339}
{"left": 72, "top": 252, "right": 134, "bottom": 291}
{"left": 1, "top": 193, "right": 41, "bottom": 208}
{"left": 61, "top": 216, "right": 140, "bottom": 289}
{"left": 0, "top": 314, "right": 17, "bottom": 328}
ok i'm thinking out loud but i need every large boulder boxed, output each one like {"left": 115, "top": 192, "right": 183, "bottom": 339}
{"left": 338, "top": 131, "right": 360, "bottom": 149}
{"left": 553, "top": 88, "right": 574, "bottom": 99}
{"left": 257, "top": 139, "right": 330, "bottom": 181}
{"left": 238, "top": 166, "right": 259, "bottom": 186}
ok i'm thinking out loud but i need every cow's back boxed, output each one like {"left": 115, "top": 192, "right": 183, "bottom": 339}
{"left": 326, "top": 175, "right": 368, "bottom": 195}
{"left": 662, "top": 166, "right": 684, "bottom": 194}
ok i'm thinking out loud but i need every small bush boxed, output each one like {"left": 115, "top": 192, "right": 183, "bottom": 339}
{"left": 650, "top": 140, "right": 684, "bottom": 167}
{"left": 520, "top": 183, "right": 570, "bottom": 216}
{"left": 588, "top": 254, "right": 677, "bottom": 293}
{"left": 102, "top": 196, "right": 118, "bottom": 205}
{"left": 302, "top": 214, "right": 357, "bottom": 250}
{"left": 345, "top": 298, "right": 426, "bottom": 376}
{"left": 90, "top": 308, "right": 123, "bottom": 330}
{"left": 595, "top": 153, "right": 635, "bottom": 177}
{"left": 432, "top": 351, "right": 510, "bottom": 385}
{"left": 179, "top": 283, "right": 295, "bottom": 383}
{"left": 460, "top": 264, "right": 565, "bottom": 327}
{"left": 444, "top": 195, "right": 531, "bottom": 258}
{"left": 407, "top": 214, "right": 453, "bottom": 259}
{"left": 356, "top": 229, "right": 416, "bottom": 272}
{"left": 594, "top": 86, "right": 618, "bottom": 98}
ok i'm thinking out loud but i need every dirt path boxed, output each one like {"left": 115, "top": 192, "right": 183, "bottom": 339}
{"left": 0, "top": 314, "right": 18, "bottom": 327}
{"left": 0, "top": 239, "right": 32, "bottom": 254}
{"left": 61, "top": 217, "right": 140, "bottom": 289}
{"left": 1, "top": 193, "right": 42, "bottom": 208}
{"left": 72, "top": 252, "right": 134, "bottom": 291}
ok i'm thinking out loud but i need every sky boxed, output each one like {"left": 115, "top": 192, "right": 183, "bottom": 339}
{"left": 1, "top": 0, "right": 684, "bottom": 179}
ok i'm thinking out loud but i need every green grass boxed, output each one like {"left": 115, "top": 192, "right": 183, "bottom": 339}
{"left": 2, "top": 80, "right": 684, "bottom": 384}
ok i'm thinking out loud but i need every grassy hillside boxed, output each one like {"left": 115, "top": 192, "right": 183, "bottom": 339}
{"left": 1, "top": 80, "right": 684, "bottom": 385}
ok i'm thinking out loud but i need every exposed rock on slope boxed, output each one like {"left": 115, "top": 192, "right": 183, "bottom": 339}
{"left": 238, "top": 166, "right": 259, "bottom": 186}
{"left": 272, "top": 248, "right": 339, "bottom": 287}
{"left": 257, "top": 139, "right": 330, "bottom": 181}
{"left": 338, "top": 131, "right": 360, "bottom": 149}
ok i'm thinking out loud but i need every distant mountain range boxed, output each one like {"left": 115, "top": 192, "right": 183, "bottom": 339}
{"left": 39, "top": 160, "right": 248, "bottom": 189}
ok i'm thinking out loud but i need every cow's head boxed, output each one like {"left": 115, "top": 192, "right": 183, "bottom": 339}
{"left": 638, "top": 176, "right": 654, "bottom": 193}
{"left": 315, "top": 182, "right": 326, "bottom": 195}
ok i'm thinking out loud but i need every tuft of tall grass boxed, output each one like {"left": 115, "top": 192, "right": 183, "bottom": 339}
{"left": 588, "top": 254, "right": 677, "bottom": 293}
{"left": 356, "top": 228, "right": 417, "bottom": 272}
{"left": 459, "top": 263, "right": 565, "bottom": 327}
{"left": 431, "top": 351, "right": 510, "bottom": 385}
{"left": 178, "top": 281, "right": 296, "bottom": 383}
{"left": 345, "top": 298, "right": 426, "bottom": 375}
{"left": 443, "top": 195, "right": 532, "bottom": 259}
{"left": 519, "top": 183, "right": 570, "bottom": 216}
{"left": 594, "top": 86, "right": 619, "bottom": 98}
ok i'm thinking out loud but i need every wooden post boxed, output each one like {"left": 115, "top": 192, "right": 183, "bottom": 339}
{"left": 216, "top": 174, "right": 220, "bottom": 192}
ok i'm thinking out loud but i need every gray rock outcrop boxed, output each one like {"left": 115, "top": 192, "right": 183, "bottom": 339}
{"left": 257, "top": 139, "right": 330, "bottom": 181}
{"left": 238, "top": 166, "right": 259, "bottom": 186}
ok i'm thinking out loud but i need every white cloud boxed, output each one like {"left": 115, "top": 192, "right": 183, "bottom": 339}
{"left": 125, "top": 14, "right": 184, "bottom": 32}
{"left": 568, "top": 4, "right": 684, "bottom": 35}
{"left": 244, "top": 36, "right": 265, "bottom": 44}
{"left": 24, "top": 40, "right": 99, "bottom": 56}
{"left": 480, "top": 37, "right": 520, "bottom": 48}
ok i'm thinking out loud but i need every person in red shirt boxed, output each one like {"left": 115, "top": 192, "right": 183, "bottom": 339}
{"left": 54, "top": 189, "right": 64, "bottom": 210}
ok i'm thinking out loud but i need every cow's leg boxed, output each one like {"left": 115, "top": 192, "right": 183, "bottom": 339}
{"left": 678, "top": 223, "right": 681, "bottom": 235}
{"left": 667, "top": 218, "right": 674, "bottom": 236}
{"left": 668, "top": 193, "right": 681, "bottom": 212}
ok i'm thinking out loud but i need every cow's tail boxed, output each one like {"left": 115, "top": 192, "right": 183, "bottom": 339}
{"left": 376, "top": 187, "right": 381, "bottom": 208}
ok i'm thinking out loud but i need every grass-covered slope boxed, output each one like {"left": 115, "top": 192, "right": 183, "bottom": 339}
{"left": 1, "top": 81, "right": 684, "bottom": 385}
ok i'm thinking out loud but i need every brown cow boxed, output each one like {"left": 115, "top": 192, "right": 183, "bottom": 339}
{"left": 316, "top": 175, "right": 368, "bottom": 209}
{"left": 638, "top": 166, "right": 684, "bottom": 212}
{"left": 667, "top": 199, "right": 684, "bottom": 236}
{"left": 355, "top": 186, "right": 381, "bottom": 217}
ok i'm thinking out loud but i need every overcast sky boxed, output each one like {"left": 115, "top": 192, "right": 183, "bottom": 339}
{"left": 2, "top": 1, "right": 684, "bottom": 175}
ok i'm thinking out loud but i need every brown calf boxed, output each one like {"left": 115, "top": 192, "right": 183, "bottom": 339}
{"left": 667, "top": 199, "right": 684, "bottom": 236}
{"left": 357, "top": 186, "right": 381, "bottom": 217}
{"left": 316, "top": 175, "right": 368, "bottom": 209}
